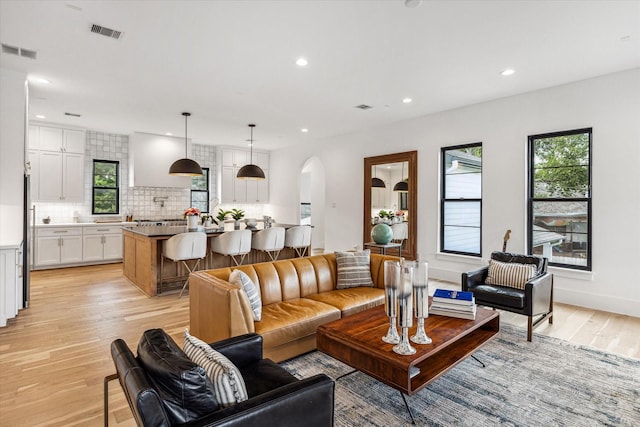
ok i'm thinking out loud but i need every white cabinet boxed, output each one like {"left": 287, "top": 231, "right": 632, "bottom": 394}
{"left": 29, "top": 125, "right": 85, "bottom": 153}
{"left": 219, "top": 147, "right": 269, "bottom": 204}
{"left": 34, "top": 151, "right": 84, "bottom": 202}
{"left": 83, "top": 226, "right": 123, "bottom": 262}
{"left": 35, "top": 227, "right": 83, "bottom": 267}
{"left": 29, "top": 124, "right": 85, "bottom": 202}
{"left": 1, "top": 245, "right": 21, "bottom": 327}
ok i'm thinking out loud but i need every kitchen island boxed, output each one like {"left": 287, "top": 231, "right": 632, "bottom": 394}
{"left": 122, "top": 223, "right": 305, "bottom": 297}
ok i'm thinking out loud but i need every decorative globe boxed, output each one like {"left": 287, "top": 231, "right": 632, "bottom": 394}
{"left": 371, "top": 223, "right": 393, "bottom": 244}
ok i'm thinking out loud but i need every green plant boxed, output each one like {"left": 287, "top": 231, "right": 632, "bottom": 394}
{"left": 216, "top": 209, "right": 231, "bottom": 222}
{"left": 378, "top": 209, "right": 393, "bottom": 219}
{"left": 230, "top": 208, "right": 245, "bottom": 220}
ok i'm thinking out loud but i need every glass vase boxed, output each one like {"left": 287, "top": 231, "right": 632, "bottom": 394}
{"left": 411, "top": 260, "right": 432, "bottom": 344}
{"left": 382, "top": 260, "right": 400, "bottom": 344}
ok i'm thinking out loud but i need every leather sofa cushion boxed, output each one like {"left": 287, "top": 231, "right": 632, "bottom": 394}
{"left": 137, "top": 329, "right": 218, "bottom": 424}
{"left": 239, "top": 359, "right": 299, "bottom": 398}
{"left": 472, "top": 284, "right": 525, "bottom": 309}
{"left": 256, "top": 299, "right": 341, "bottom": 349}
{"left": 306, "top": 287, "right": 385, "bottom": 317}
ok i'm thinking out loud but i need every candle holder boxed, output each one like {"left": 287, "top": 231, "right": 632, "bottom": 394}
{"left": 393, "top": 262, "right": 416, "bottom": 355}
{"left": 411, "top": 261, "right": 432, "bottom": 345}
{"left": 382, "top": 260, "right": 400, "bottom": 344}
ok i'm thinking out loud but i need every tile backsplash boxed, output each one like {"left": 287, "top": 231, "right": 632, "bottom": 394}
{"left": 33, "top": 130, "right": 264, "bottom": 223}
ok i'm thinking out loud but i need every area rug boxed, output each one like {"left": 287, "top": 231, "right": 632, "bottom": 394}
{"left": 280, "top": 325, "right": 640, "bottom": 426}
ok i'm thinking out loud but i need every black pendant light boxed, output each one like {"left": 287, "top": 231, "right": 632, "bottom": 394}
{"left": 237, "top": 124, "right": 266, "bottom": 179}
{"left": 169, "top": 112, "right": 203, "bottom": 176}
{"left": 393, "top": 162, "right": 409, "bottom": 192}
{"left": 372, "top": 165, "right": 386, "bottom": 188}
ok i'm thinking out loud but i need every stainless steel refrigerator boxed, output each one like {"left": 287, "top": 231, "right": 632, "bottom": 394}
{"left": 22, "top": 174, "right": 31, "bottom": 308}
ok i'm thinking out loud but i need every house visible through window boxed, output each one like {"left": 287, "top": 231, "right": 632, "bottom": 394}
{"left": 528, "top": 128, "right": 592, "bottom": 270}
{"left": 92, "top": 160, "right": 119, "bottom": 214}
{"left": 440, "top": 143, "right": 482, "bottom": 256}
{"left": 191, "top": 167, "right": 209, "bottom": 213}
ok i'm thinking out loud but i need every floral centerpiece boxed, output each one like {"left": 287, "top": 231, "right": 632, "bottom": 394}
{"left": 184, "top": 207, "right": 201, "bottom": 229}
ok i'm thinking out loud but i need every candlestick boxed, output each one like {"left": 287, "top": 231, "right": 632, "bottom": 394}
{"left": 411, "top": 260, "right": 432, "bottom": 344}
{"left": 382, "top": 260, "right": 400, "bottom": 344}
{"left": 393, "top": 262, "right": 416, "bottom": 355}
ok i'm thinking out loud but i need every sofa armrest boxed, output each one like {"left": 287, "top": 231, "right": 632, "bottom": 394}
{"left": 190, "top": 272, "right": 256, "bottom": 344}
{"left": 210, "top": 334, "right": 263, "bottom": 369}
{"left": 188, "top": 374, "right": 335, "bottom": 427}
{"left": 462, "top": 266, "right": 489, "bottom": 291}
{"left": 525, "top": 272, "right": 553, "bottom": 315}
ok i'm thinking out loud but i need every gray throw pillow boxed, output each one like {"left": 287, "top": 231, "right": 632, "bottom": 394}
{"left": 229, "top": 270, "right": 262, "bottom": 321}
{"left": 335, "top": 249, "right": 374, "bottom": 289}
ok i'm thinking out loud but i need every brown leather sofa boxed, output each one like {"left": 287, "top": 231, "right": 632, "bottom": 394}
{"left": 189, "top": 253, "right": 398, "bottom": 362}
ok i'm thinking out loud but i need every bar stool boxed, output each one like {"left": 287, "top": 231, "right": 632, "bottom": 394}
{"left": 284, "top": 225, "right": 312, "bottom": 257}
{"left": 160, "top": 231, "right": 207, "bottom": 298}
{"left": 211, "top": 230, "right": 252, "bottom": 266}
{"left": 391, "top": 223, "right": 408, "bottom": 249}
{"left": 251, "top": 227, "right": 285, "bottom": 261}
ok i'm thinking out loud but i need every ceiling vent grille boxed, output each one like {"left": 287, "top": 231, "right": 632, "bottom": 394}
{"left": 355, "top": 104, "right": 373, "bottom": 110}
{"left": 65, "top": 112, "right": 82, "bottom": 117}
{"left": 90, "top": 24, "right": 123, "bottom": 40}
{"left": 2, "top": 43, "right": 37, "bottom": 59}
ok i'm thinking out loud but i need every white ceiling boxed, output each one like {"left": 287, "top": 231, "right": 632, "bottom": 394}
{"left": 1, "top": 0, "right": 639, "bottom": 150}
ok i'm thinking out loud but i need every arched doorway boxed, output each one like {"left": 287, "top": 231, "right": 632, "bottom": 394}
{"left": 300, "top": 157, "right": 326, "bottom": 253}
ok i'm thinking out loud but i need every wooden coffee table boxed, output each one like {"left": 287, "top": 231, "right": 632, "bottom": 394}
{"left": 316, "top": 302, "right": 500, "bottom": 423}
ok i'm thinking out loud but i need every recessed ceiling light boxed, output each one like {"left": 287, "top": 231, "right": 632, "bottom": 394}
{"left": 402, "top": 98, "right": 412, "bottom": 104}
{"left": 296, "top": 57, "right": 308, "bottom": 67}
{"left": 35, "top": 114, "right": 46, "bottom": 119}
{"left": 301, "top": 128, "right": 309, "bottom": 133}
{"left": 405, "top": 0, "right": 423, "bottom": 8}
{"left": 501, "top": 68, "right": 515, "bottom": 76}
{"left": 165, "top": 132, "right": 173, "bottom": 136}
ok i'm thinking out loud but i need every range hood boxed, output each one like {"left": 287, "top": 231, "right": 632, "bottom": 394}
{"left": 128, "top": 132, "right": 191, "bottom": 188}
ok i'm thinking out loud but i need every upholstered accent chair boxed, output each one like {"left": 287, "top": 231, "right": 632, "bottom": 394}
{"left": 462, "top": 251, "right": 553, "bottom": 341}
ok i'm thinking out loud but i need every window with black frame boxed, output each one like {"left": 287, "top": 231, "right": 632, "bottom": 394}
{"left": 440, "top": 143, "right": 482, "bottom": 256}
{"left": 191, "top": 167, "right": 209, "bottom": 213}
{"left": 92, "top": 160, "right": 119, "bottom": 214}
{"left": 528, "top": 128, "right": 592, "bottom": 270}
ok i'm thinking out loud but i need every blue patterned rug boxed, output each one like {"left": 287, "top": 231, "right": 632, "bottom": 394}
{"left": 281, "top": 324, "right": 640, "bottom": 426}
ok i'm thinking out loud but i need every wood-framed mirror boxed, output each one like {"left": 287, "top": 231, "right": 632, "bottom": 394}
{"left": 364, "top": 151, "right": 417, "bottom": 260}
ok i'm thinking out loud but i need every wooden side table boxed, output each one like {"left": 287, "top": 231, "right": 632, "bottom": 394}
{"left": 364, "top": 242, "right": 402, "bottom": 257}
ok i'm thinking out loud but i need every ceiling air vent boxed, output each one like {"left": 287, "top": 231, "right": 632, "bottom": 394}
{"left": 2, "top": 43, "right": 37, "bottom": 59}
{"left": 355, "top": 104, "right": 373, "bottom": 110}
{"left": 65, "top": 112, "right": 82, "bottom": 117}
{"left": 90, "top": 24, "right": 123, "bottom": 40}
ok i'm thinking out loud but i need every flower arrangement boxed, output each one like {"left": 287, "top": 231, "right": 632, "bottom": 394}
{"left": 395, "top": 211, "right": 405, "bottom": 218}
{"left": 183, "top": 207, "right": 201, "bottom": 218}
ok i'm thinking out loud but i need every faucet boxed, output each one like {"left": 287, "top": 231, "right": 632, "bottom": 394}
{"left": 153, "top": 196, "right": 168, "bottom": 208}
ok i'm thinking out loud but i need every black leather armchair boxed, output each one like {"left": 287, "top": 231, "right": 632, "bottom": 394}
{"left": 462, "top": 251, "right": 553, "bottom": 341}
{"left": 104, "top": 332, "right": 334, "bottom": 427}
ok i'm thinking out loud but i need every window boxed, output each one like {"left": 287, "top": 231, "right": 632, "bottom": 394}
{"left": 191, "top": 168, "right": 209, "bottom": 213}
{"left": 528, "top": 128, "right": 592, "bottom": 270}
{"left": 92, "top": 160, "right": 119, "bottom": 214}
{"left": 440, "top": 143, "right": 482, "bottom": 256}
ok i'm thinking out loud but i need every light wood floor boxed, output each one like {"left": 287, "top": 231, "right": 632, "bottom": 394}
{"left": 0, "top": 264, "right": 638, "bottom": 427}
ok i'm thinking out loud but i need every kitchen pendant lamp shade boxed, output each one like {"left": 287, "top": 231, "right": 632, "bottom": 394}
{"left": 169, "top": 112, "right": 203, "bottom": 176}
{"left": 237, "top": 124, "right": 266, "bottom": 180}
{"left": 372, "top": 177, "right": 386, "bottom": 188}
{"left": 393, "top": 162, "right": 408, "bottom": 192}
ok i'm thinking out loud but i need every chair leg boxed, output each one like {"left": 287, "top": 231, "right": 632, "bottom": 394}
{"left": 527, "top": 316, "right": 533, "bottom": 342}
{"left": 159, "top": 255, "right": 164, "bottom": 295}
{"left": 104, "top": 373, "right": 118, "bottom": 427}
{"left": 179, "top": 259, "right": 201, "bottom": 298}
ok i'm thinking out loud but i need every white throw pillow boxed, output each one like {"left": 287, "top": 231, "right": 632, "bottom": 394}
{"left": 229, "top": 270, "right": 262, "bottom": 321}
{"left": 183, "top": 330, "right": 248, "bottom": 408}
{"left": 485, "top": 259, "right": 537, "bottom": 290}
{"left": 335, "top": 249, "right": 374, "bottom": 289}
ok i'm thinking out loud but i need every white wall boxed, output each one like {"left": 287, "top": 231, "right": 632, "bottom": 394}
{"left": 0, "top": 68, "right": 26, "bottom": 244}
{"left": 270, "top": 69, "right": 640, "bottom": 317}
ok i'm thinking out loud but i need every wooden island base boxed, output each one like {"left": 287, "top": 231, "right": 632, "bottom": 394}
{"left": 123, "top": 227, "right": 301, "bottom": 297}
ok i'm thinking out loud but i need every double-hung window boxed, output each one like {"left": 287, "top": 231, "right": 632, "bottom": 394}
{"left": 92, "top": 160, "right": 119, "bottom": 214}
{"left": 191, "top": 167, "right": 210, "bottom": 213}
{"left": 440, "top": 143, "right": 482, "bottom": 256}
{"left": 528, "top": 128, "right": 592, "bottom": 270}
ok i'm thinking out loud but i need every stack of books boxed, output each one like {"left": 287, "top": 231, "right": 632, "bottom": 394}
{"left": 429, "top": 289, "right": 477, "bottom": 320}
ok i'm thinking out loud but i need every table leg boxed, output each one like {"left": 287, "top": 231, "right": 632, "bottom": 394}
{"left": 400, "top": 392, "right": 416, "bottom": 425}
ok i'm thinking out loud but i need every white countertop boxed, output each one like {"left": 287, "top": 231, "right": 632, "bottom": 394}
{"left": 0, "top": 241, "right": 22, "bottom": 250}
{"left": 35, "top": 222, "right": 133, "bottom": 228}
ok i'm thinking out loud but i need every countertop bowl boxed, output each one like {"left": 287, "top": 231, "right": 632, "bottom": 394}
{"left": 245, "top": 219, "right": 258, "bottom": 227}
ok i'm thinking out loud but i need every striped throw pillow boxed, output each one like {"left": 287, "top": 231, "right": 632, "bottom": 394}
{"left": 335, "top": 250, "right": 374, "bottom": 289}
{"left": 229, "top": 270, "right": 262, "bottom": 321}
{"left": 183, "top": 330, "right": 248, "bottom": 408}
{"left": 485, "top": 259, "right": 537, "bottom": 290}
